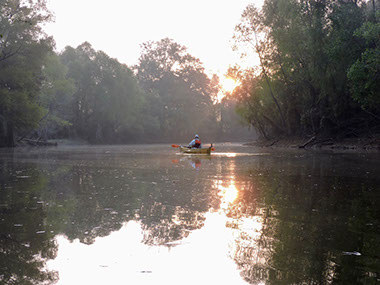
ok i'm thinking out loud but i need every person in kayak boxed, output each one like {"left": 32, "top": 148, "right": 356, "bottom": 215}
{"left": 188, "top": 134, "right": 202, "bottom": 148}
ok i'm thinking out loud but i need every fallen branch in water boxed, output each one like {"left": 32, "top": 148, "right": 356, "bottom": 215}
{"left": 299, "top": 136, "right": 316, "bottom": 149}
{"left": 266, "top": 139, "right": 279, "bottom": 147}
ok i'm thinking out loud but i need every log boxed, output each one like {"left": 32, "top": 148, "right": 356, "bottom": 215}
{"left": 266, "top": 139, "right": 279, "bottom": 147}
{"left": 298, "top": 136, "right": 316, "bottom": 149}
{"left": 22, "top": 138, "right": 57, "bottom": 146}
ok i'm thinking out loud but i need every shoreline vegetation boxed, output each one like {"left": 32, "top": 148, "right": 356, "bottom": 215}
{"left": 11, "top": 135, "right": 380, "bottom": 153}
{"left": 230, "top": 2, "right": 380, "bottom": 145}
{"left": 0, "top": 1, "right": 252, "bottom": 148}
{"left": 246, "top": 136, "right": 380, "bottom": 152}
{"left": 1, "top": 1, "right": 379, "bottom": 148}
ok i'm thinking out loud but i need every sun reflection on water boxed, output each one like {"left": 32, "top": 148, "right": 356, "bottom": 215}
{"left": 218, "top": 180, "right": 239, "bottom": 210}
{"left": 213, "top": 177, "right": 267, "bottom": 285}
{"left": 46, "top": 155, "right": 268, "bottom": 285}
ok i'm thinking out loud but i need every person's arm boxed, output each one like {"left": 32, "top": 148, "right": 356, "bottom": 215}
{"left": 188, "top": 139, "right": 195, "bottom": 148}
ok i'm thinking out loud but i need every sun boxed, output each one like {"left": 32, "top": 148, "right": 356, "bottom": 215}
{"left": 215, "top": 76, "right": 240, "bottom": 102}
{"left": 222, "top": 77, "right": 239, "bottom": 93}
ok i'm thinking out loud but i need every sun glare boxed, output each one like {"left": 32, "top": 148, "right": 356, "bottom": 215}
{"left": 222, "top": 77, "right": 238, "bottom": 93}
{"left": 218, "top": 181, "right": 239, "bottom": 210}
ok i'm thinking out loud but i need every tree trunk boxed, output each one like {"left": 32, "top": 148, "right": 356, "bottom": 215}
{"left": 254, "top": 32, "right": 287, "bottom": 133}
{"left": 0, "top": 120, "right": 5, "bottom": 147}
{"left": 96, "top": 123, "right": 103, "bottom": 143}
{"left": 6, "top": 121, "right": 15, "bottom": 147}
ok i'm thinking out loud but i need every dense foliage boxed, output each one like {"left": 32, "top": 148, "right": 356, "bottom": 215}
{"left": 135, "top": 38, "right": 219, "bottom": 141}
{"left": 0, "top": 0, "right": 53, "bottom": 146}
{"left": 232, "top": 0, "right": 380, "bottom": 140}
{"left": 0, "top": 0, "right": 252, "bottom": 146}
{"left": 59, "top": 43, "right": 147, "bottom": 143}
{"left": 4, "top": 0, "right": 378, "bottom": 146}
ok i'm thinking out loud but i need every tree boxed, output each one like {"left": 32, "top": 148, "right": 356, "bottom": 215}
{"left": 233, "top": 0, "right": 377, "bottom": 140}
{"left": 135, "top": 38, "right": 218, "bottom": 141}
{"left": 60, "top": 42, "right": 147, "bottom": 143}
{"left": 348, "top": 11, "right": 380, "bottom": 117}
{"left": 0, "top": 0, "right": 53, "bottom": 147}
{"left": 235, "top": 4, "right": 287, "bottom": 134}
{"left": 37, "top": 52, "right": 76, "bottom": 139}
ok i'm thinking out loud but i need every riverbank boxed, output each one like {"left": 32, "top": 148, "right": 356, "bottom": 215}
{"left": 245, "top": 136, "right": 380, "bottom": 152}
{"left": 16, "top": 138, "right": 89, "bottom": 147}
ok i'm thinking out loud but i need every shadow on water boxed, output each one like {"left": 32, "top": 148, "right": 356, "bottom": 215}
{"left": 0, "top": 145, "right": 379, "bottom": 284}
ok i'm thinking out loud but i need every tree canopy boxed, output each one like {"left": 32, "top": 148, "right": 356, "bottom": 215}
{"left": 135, "top": 38, "right": 219, "bottom": 141}
{"left": 59, "top": 42, "right": 147, "bottom": 143}
{"left": 0, "top": 1, "right": 264, "bottom": 147}
{"left": 0, "top": 0, "right": 53, "bottom": 146}
{"left": 232, "top": 0, "right": 380, "bottom": 140}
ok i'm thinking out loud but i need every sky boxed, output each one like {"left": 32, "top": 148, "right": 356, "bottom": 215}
{"left": 44, "top": 0, "right": 263, "bottom": 78}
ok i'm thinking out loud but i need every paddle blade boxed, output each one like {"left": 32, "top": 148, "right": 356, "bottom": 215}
{"left": 171, "top": 144, "right": 180, "bottom": 148}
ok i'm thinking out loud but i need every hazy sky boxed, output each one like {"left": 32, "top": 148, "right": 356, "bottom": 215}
{"left": 44, "top": 0, "right": 263, "bottom": 76}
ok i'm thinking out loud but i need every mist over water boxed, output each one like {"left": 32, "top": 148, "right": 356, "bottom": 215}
{"left": 0, "top": 144, "right": 379, "bottom": 284}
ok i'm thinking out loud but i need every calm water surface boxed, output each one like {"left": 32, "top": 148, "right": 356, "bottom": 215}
{"left": 0, "top": 144, "right": 380, "bottom": 284}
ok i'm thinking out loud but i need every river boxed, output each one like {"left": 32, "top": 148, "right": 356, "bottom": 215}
{"left": 0, "top": 144, "right": 379, "bottom": 284}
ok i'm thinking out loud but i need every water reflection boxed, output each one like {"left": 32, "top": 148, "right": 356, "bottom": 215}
{"left": 0, "top": 145, "right": 379, "bottom": 284}
{"left": 217, "top": 180, "right": 239, "bottom": 210}
{"left": 172, "top": 156, "right": 211, "bottom": 170}
{"left": 213, "top": 178, "right": 268, "bottom": 285}
{"left": 0, "top": 160, "right": 58, "bottom": 284}
{"left": 224, "top": 154, "right": 380, "bottom": 284}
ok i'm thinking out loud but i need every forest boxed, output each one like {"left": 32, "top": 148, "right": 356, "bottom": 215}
{"left": 230, "top": 0, "right": 379, "bottom": 140}
{"left": 0, "top": 0, "right": 379, "bottom": 147}
{"left": 0, "top": 0, "right": 251, "bottom": 147}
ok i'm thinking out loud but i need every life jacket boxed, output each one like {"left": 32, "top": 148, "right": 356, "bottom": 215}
{"left": 194, "top": 139, "right": 201, "bottom": 148}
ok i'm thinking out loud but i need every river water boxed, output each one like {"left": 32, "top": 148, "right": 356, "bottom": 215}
{"left": 0, "top": 144, "right": 379, "bottom": 284}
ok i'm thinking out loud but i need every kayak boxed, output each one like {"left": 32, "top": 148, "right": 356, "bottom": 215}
{"left": 179, "top": 146, "right": 212, "bottom": 155}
